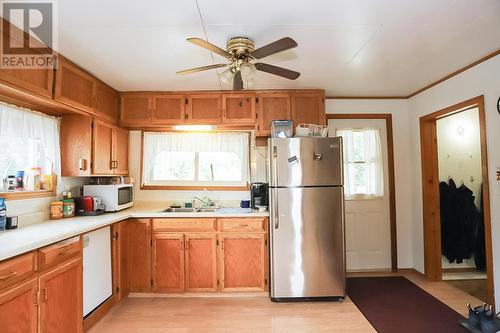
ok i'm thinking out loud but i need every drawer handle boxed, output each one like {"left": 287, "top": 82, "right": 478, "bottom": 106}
{"left": 240, "top": 224, "right": 248, "bottom": 227}
{"left": 58, "top": 248, "right": 72, "bottom": 255}
{"left": 0, "top": 271, "right": 17, "bottom": 280}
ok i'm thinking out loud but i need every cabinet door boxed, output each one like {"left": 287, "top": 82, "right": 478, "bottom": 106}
{"left": 112, "top": 222, "right": 129, "bottom": 301}
{"left": 256, "top": 93, "right": 291, "bottom": 136}
{"left": 112, "top": 127, "right": 129, "bottom": 175}
{"left": 92, "top": 119, "right": 113, "bottom": 175}
{"left": 153, "top": 95, "right": 186, "bottom": 125}
{"left": 0, "top": 21, "right": 54, "bottom": 98}
{"left": 152, "top": 234, "right": 185, "bottom": 293}
{"left": 39, "top": 258, "right": 83, "bottom": 333}
{"left": 60, "top": 115, "right": 92, "bottom": 177}
{"left": 96, "top": 81, "right": 119, "bottom": 123}
{"left": 54, "top": 57, "right": 96, "bottom": 112}
{"left": 120, "top": 94, "right": 152, "bottom": 125}
{"left": 222, "top": 93, "right": 256, "bottom": 124}
{"left": 0, "top": 278, "right": 38, "bottom": 333}
{"left": 185, "top": 234, "right": 218, "bottom": 291}
{"left": 187, "top": 93, "right": 222, "bottom": 124}
{"left": 291, "top": 92, "right": 325, "bottom": 126}
{"left": 127, "top": 219, "right": 151, "bottom": 292}
{"left": 219, "top": 234, "right": 266, "bottom": 291}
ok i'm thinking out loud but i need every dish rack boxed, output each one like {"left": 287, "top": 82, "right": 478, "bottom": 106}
{"left": 295, "top": 123, "right": 328, "bottom": 137}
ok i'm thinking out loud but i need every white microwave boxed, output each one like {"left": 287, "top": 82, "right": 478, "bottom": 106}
{"left": 83, "top": 184, "right": 134, "bottom": 212}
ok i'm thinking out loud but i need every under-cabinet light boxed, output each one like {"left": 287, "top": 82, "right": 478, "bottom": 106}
{"left": 173, "top": 125, "right": 214, "bottom": 131}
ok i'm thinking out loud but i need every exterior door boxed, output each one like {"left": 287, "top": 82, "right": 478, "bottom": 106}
{"left": 185, "top": 234, "right": 218, "bottom": 291}
{"left": 328, "top": 118, "right": 391, "bottom": 271}
{"left": 152, "top": 234, "right": 185, "bottom": 292}
{"left": 270, "top": 187, "right": 345, "bottom": 298}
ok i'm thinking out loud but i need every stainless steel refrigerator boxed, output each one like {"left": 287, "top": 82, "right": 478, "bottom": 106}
{"left": 268, "top": 136, "right": 345, "bottom": 301}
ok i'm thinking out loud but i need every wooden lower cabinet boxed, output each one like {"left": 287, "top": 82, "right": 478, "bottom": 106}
{"left": 185, "top": 234, "right": 218, "bottom": 292}
{"left": 127, "top": 219, "right": 151, "bottom": 292}
{"left": 39, "top": 258, "right": 83, "bottom": 333}
{"left": 219, "top": 234, "right": 267, "bottom": 291}
{"left": 0, "top": 278, "right": 38, "bottom": 333}
{"left": 112, "top": 222, "right": 129, "bottom": 301}
{"left": 152, "top": 233, "right": 185, "bottom": 292}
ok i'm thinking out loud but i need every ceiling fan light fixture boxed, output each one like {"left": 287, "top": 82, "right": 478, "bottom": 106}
{"left": 218, "top": 67, "right": 234, "bottom": 84}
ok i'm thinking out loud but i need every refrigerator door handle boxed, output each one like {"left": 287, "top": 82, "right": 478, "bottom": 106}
{"left": 272, "top": 188, "right": 279, "bottom": 229}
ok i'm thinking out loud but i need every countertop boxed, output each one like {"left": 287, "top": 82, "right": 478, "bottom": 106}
{"left": 0, "top": 203, "right": 269, "bottom": 261}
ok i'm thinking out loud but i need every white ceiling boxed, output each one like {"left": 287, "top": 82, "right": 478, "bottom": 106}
{"left": 56, "top": 0, "right": 500, "bottom": 96}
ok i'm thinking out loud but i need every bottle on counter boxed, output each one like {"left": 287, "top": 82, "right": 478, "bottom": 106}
{"left": 0, "top": 198, "right": 6, "bottom": 230}
{"left": 15, "top": 171, "right": 24, "bottom": 191}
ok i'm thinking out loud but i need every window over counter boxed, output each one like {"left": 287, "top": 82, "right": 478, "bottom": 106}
{"left": 336, "top": 128, "right": 384, "bottom": 199}
{"left": 142, "top": 131, "right": 250, "bottom": 189}
{"left": 0, "top": 102, "right": 60, "bottom": 199}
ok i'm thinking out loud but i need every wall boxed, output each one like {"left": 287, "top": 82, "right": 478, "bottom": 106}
{"left": 437, "top": 108, "right": 482, "bottom": 269}
{"left": 325, "top": 99, "right": 415, "bottom": 269}
{"left": 129, "top": 131, "right": 268, "bottom": 206}
{"left": 408, "top": 55, "right": 500, "bottom": 304}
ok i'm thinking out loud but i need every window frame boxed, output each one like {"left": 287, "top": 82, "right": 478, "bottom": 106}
{"left": 0, "top": 103, "right": 59, "bottom": 201}
{"left": 140, "top": 131, "right": 251, "bottom": 191}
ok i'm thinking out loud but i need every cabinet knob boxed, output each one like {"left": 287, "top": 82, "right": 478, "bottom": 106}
{"left": 79, "top": 158, "right": 87, "bottom": 171}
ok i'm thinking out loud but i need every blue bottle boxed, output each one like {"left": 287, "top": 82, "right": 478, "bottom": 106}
{"left": 0, "top": 198, "right": 6, "bottom": 231}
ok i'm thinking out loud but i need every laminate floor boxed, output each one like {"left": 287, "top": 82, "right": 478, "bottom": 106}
{"left": 89, "top": 271, "right": 482, "bottom": 333}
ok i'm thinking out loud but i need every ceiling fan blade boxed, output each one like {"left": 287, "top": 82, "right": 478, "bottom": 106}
{"left": 176, "top": 63, "right": 227, "bottom": 75}
{"left": 250, "top": 37, "right": 298, "bottom": 59}
{"left": 187, "top": 38, "right": 232, "bottom": 59}
{"left": 255, "top": 63, "right": 300, "bottom": 80}
{"left": 233, "top": 71, "right": 243, "bottom": 90}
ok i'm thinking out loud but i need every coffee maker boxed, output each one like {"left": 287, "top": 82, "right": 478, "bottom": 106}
{"left": 250, "top": 183, "right": 269, "bottom": 209}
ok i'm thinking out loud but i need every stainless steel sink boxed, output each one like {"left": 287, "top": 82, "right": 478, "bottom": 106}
{"left": 161, "top": 207, "right": 219, "bottom": 213}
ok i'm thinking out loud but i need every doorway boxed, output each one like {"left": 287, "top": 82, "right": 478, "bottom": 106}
{"left": 420, "top": 95, "right": 494, "bottom": 305}
{"left": 327, "top": 114, "right": 397, "bottom": 272}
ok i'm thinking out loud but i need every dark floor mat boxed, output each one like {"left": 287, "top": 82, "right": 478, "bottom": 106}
{"left": 347, "top": 276, "right": 468, "bottom": 333}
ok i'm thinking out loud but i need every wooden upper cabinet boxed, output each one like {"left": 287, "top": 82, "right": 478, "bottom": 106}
{"left": 152, "top": 233, "right": 185, "bottom": 293}
{"left": 113, "top": 127, "right": 129, "bottom": 175}
{"left": 39, "top": 258, "right": 83, "bottom": 333}
{"left": 0, "top": 20, "right": 54, "bottom": 98}
{"left": 92, "top": 119, "right": 114, "bottom": 175}
{"left": 127, "top": 219, "right": 151, "bottom": 292}
{"left": 60, "top": 115, "right": 92, "bottom": 177}
{"left": 222, "top": 93, "right": 256, "bottom": 124}
{"left": 256, "top": 92, "right": 291, "bottom": 136}
{"left": 0, "top": 278, "right": 38, "bottom": 333}
{"left": 291, "top": 92, "right": 325, "bottom": 126}
{"left": 54, "top": 57, "right": 96, "bottom": 112}
{"left": 96, "top": 81, "right": 119, "bottom": 123}
{"left": 219, "top": 234, "right": 266, "bottom": 291}
{"left": 92, "top": 119, "right": 129, "bottom": 176}
{"left": 153, "top": 95, "right": 186, "bottom": 125}
{"left": 187, "top": 93, "right": 222, "bottom": 124}
{"left": 185, "top": 234, "right": 218, "bottom": 292}
{"left": 120, "top": 94, "right": 152, "bottom": 125}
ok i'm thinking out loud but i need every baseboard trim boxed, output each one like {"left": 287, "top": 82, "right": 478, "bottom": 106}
{"left": 128, "top": 291, "right": 269, "bottom": 298}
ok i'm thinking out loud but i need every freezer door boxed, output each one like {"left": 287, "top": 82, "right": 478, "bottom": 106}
{"left": 269, "top": 137, "right": 343, "bottom": 187}
{"left": 270, "top": 187, "right": 345, "bottom": 299}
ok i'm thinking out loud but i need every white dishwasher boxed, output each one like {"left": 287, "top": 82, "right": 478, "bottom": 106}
{"left": 83, "top": 226, "right": 113, "bottom": 317}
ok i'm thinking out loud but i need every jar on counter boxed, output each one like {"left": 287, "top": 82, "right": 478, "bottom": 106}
{"left": 62, "top": 199, "right": 75, "bottom": 218}
{"left": 50, "top": 201, "right": 63, "bottom": 220}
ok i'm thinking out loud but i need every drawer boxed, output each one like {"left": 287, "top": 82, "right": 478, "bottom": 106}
{"left": 0, "top": 252, "right": 37, "bottom": 289}
{"left": 219, "top": 218, "right": 268, "bottom": 232}
{"left": 38, "top": 236, "right": 81, "bottom": 270}
{"left": 153, "top": 218, "right": 217, "bottom": 232}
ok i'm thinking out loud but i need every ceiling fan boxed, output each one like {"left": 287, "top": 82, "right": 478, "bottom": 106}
{"left": 176, "top": 37, "right": 300, "bottom": 90}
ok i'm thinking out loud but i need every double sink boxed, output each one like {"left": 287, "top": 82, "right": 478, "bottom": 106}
{"left": 161, "top": 207, "right": 220, "bottom": 213}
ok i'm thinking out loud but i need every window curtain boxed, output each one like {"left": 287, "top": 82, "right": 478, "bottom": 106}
{"left": 0, "top": 102, "right": 61, "bottom": 190}
{"left": 336, "top": 129, "right": 384, "bottom": 197}
{"left": 143, "top": 131, "right": 250, "bottom": 185}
